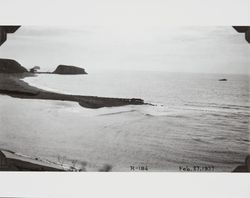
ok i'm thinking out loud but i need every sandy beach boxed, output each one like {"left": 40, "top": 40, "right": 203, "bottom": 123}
{"left": 0, "top": 70, "right": 146, "bottom": 171}
{"left": 1, "top": 71, "right": 249, "bottom": 172}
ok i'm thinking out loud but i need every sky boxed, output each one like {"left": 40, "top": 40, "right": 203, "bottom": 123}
{"left": 0, "top": 25, "right": 250, "bottom": 74}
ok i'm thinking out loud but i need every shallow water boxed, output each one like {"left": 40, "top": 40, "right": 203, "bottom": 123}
{"left": 1, "top": 71, "right": 250, "bottom": 171}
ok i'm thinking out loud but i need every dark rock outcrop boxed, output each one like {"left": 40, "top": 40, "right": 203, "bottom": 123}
{"left": 0, "top": 58, "right": 28, "bottom": 73}
{"left": 53, "top": 65, "right": 87, "bottom": 75}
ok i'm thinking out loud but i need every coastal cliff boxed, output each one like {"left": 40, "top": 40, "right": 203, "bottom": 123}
{"left": 0, "top": 58, "right": 27, "bottom": 73}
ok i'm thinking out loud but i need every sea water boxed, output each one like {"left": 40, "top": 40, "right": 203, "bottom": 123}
{"left": 0, "top": 70, "right": 249, "bottom": 171}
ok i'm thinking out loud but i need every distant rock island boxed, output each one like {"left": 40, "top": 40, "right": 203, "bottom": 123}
{"left": 218, "top": 79, "right": 227, "bottom": 81}
{"left": 0, "top": 58, "right": 145, "bottom": 108}
{"left": 53, "top": 65, "right": 87, "bottom": 75}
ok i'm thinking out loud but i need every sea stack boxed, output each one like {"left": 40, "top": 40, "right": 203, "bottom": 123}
{"left": 53, "top": 65, "right": 87, "bottom": 75}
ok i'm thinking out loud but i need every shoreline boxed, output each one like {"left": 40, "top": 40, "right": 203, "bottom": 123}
{"left": 0, "top": 73, "right": 146, "bottom": 109}
{"left": 0, "top": 73, "right": 249, "bottom": 172}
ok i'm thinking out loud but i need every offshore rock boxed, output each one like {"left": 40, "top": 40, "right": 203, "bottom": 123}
{"left": 53, "top": 65, "right": 87, "bottom": 75}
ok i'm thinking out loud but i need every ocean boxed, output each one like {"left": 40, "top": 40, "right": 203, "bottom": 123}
{"left": 1, "top": 70, "right": 250, "bottom": 171}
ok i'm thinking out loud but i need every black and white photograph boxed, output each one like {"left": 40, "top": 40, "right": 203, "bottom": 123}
{"left": 0, "top": 25, "right": 249, "bottom": 172}
{"left": 1, "top": 0, "right": 250, "bottom": 198}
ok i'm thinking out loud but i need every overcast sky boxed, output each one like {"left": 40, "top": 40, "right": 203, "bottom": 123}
{"left": 0, "top": 26, "right": 249, "bottom": 74}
